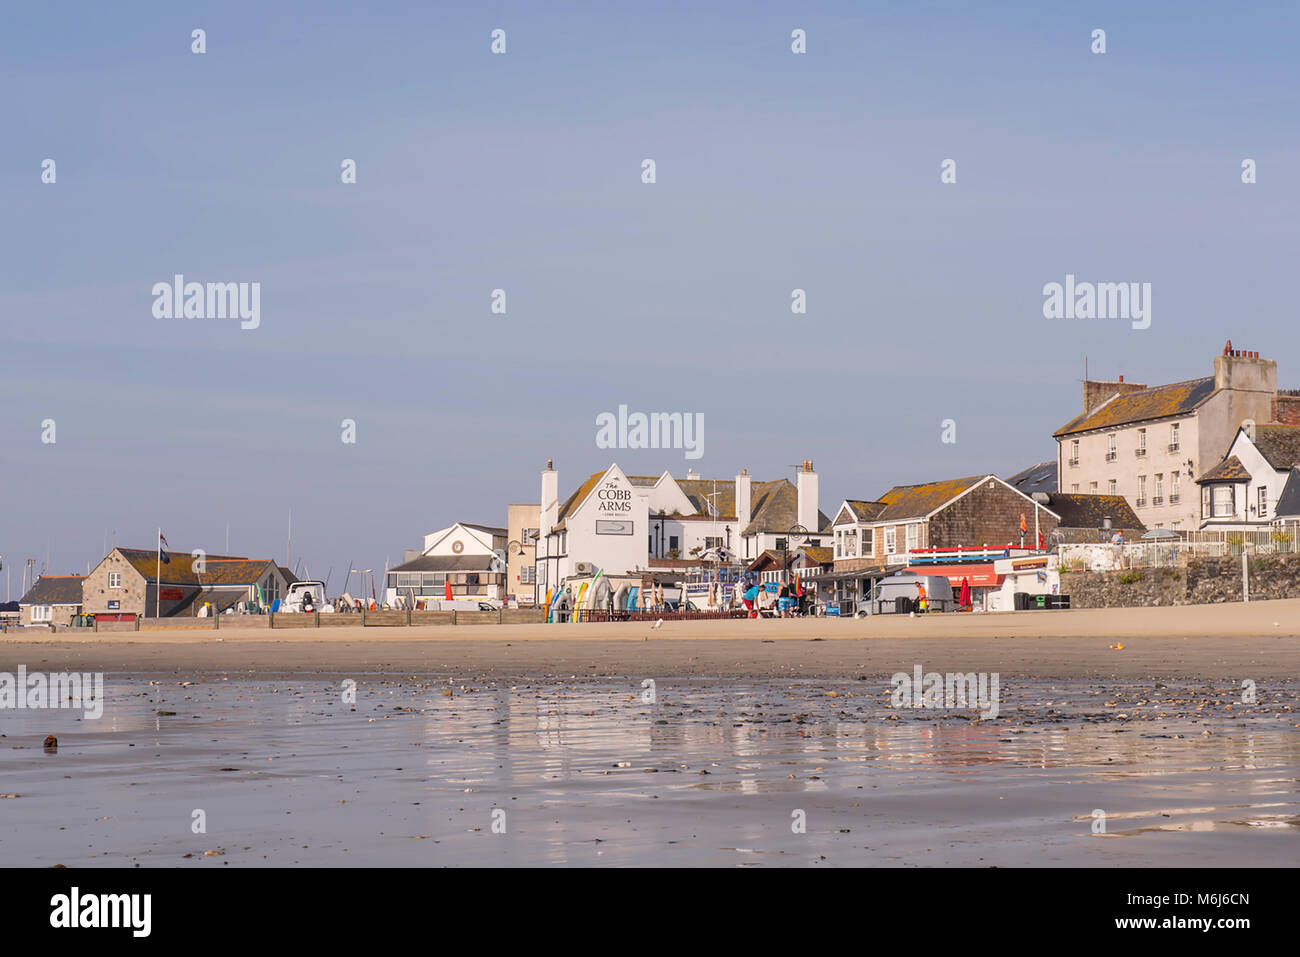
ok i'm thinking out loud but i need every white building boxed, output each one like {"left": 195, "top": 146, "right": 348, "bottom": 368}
{"left": 534, "top": 459, "right": 828, "bottom": 592}
{"left": 1196, "top": 423, "right": 1300, "bottom": 530}
{"left": 384, "top": 521, "right": 506, "bottom": 606}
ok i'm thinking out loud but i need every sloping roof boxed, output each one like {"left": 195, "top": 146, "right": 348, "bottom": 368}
{"left": 1053, "top": 377, "right": 1216, "bottom": 437}
{"left": 461, "top": 523, "right": 508, "bottom": 536}
{"left": 742, "top": 479, "right": 831, "bottom": 534}
{"left": 203, "top": 589, "right": 251, "bottom": 614}
{"left": 279, "top": 566, "right": 298, "bottom": 585}
{"left": 391, "top": 554, "right": 497, "bottom": 572}
{"left": 872, "top": 476, "right": 988, "bottom": 521}
{"left": 553, "top": 471, "right": 606, "bottom": 530}
{"left": 1197, "top": 455, "right": 1252, "bottom": 484}
{"left": 801, "top": 546, "right": 834, "bottom": 564}
{"left": 1044, "top": 493, "right": 1144, "bottom": 531}
{"left": 116, "top": 549, "right": 246, "bottom": 585}
{"left": 675, "top": 479, "right": 737, "bottom": 519}
{"left": 19, "top": 575, "right": 84, "bottom": 605}
{"left": 1005, "top": 461, "right": 1058, "bottom": 495}
{"left": 197, "top": 559, "right": 278, "bottom": 586}
{"left": 1251, "top": 426, "right": 1300, "bottom": 471}
{"left": 1275, "top": 468, "right": 1300, "bottom": 518}
{"left": 841, "top": 499, "right": 887, "bottom": 523}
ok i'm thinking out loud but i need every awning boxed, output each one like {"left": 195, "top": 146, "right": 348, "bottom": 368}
{"left": 907, "top": 564, "right": 1003, "bottom": 588}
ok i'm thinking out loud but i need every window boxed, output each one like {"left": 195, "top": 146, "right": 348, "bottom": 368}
{"left": 1069, "top": 439, "right": 1079, "bottom": 465}
{"left": 668, "top": 536, "right": 679, "bottom": 552}
{"left": 860, "top": 529, "right": 872, "bottom": 557}
{"left": 1107, "top": 434, "right": 1117, "bottom": 461}
{"left": 522, "top": 528, "right": 538, "bottom": 543}
{"left": 906, "top": 523, "right": 919, "bottom": 551}
{"left": 1170, "top": 471, "right": 1181, "bottom": 504}
{"left": 1153, "top": 474, "right": 1164, "bottom": 505}
{"left": 1090, "top": 482, "right": 1098, "bottom": 493}
{"left": 1137, "top": 475, "right": 1147, "bottom": 507}
{"left": 775, "top": 538, "right": 787, "bottom": 551}
{"left": 704, "top": 536, "right": 722, "bottom": 549}
{"left": 1071, "top": 484, "right": 1079, "bottom": 493}
{"left": 32, "top": 605, "right": 52, "bottom": 622}
{"left": 1172, "top": 521, "right": 1181, "bottom": 530}
{"left": 108, "top": 572, "right": 122, "bottom": 588}
{"left": 520, "top": 566, "right": 536, "bottom": 583}
{"left": 1169, "top": 423, "right": 1180, "bottom": 452}
{"left": 1212, "top": 486, "right": 1234, "bottom": 518}
{"left": 1258, "top": 486, "right": 1268, "bottom": 517}
{"left": 1136, "top": 428, "right": 1147, "bottom": 456}
{"left": 884, "top": 526, "right": 897, "bottom": 553}
{"left": 1108, "top": 479, "right": 1117, "bottom": 495}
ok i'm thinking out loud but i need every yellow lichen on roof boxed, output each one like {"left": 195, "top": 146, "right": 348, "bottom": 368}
{"left": 1054, "top": 378, "right": 1216, "bottom": 436}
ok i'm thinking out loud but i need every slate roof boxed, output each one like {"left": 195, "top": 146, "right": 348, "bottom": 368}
{"left": 838, "top": 500, "right": 887, "bottom": 524}
{"left": 1005, "top": 461, "right": 1058, "bottom": 496}
{"left": 801, "top": 546, "right": 834, "bottom": 564}
{"left": 1197, "top": 455, "right": 1252, "bottom": 484}
{"left": 115, "top": 549, "right": 249, "bottom": 585}
{"left": 742, "top": 479, "right": 831, "bottom": 535}
{"left": 1251, "top": 426, "right": 1300, "bottom": 470}
{"left": 1044, "top": 493, "right": 1144, "bottom": 531}
{"left": 676, "top": 479, "right": 737, "bottom": 519}
{"left": 197, "top": 559, "right": 281, "bottom": 586}
{"left": 391, "top": 555, "right": 498, "bottom": 572}
{"left": 1053, "top": 377, "right": 1216, "bottom": 437}
{"left": 18, "top": 575, "right": 85, "bottom": 605}
{"left": 871, "top": 475, "right": 989, "bottom": 521}
{"left": 461, "top": 523, "right": 508, "bottom": 537}
{"left": 1275, "top": 468, "right": 1300, "bottom": 518}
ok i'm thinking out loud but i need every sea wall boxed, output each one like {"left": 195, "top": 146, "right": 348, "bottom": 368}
{"left": 1060, "top": 554, "right": 1300, "bottom": 608}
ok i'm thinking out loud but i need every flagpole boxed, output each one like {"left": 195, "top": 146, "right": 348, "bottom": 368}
{"left": 156, "top": 527, "right": 161, "bottom": 618}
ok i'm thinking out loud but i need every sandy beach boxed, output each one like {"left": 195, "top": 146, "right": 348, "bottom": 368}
{"left": 4, "top": 600, "right": 1300, "bottom": 679}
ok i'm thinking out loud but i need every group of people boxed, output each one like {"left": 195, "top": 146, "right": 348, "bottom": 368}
{"left": 740, "top": 580, "right": 808, "bottom": 618}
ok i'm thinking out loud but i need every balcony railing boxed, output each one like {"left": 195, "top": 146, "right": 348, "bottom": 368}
{"left": 1067, "top": 458, "right": 1079, "bottom": 467}
{"left": 1136, "top": 498, "right": 1148, "bottom": 508}
{"left": 1105, "top": 452, "right": 1118, "bottom": 462}
{"left": 1168, "top": 444, "right": 1180, "bottom": 453}
{"left": 1152, "top": 496, "right": 1164, "bottom": 506}
{"left": 1169, "top": 494, "right": 1181, "bottom": 504}
{"left": 1135, "top": 448, "right": 1147, "bottom": 457}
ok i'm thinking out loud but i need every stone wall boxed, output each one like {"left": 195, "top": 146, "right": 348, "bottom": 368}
{"left": 1060, "top": 554, "right": 1300, "bottom": 607}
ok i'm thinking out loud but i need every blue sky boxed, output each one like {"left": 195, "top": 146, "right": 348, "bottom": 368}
{"left": 3, "top": 1, "right": 1298, "bottom": 590}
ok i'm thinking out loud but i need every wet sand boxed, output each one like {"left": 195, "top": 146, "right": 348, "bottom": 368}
{"left": 2, "top": 675, "right": 1296, "bottom": 867}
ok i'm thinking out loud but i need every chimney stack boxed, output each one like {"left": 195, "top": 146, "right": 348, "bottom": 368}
{"left": 540, "top": 460, "right": 558, "bottom": 540}
{"left": 796, "top": 460, "right": 818, "bottom": 532}
{"left": 735, "top": 469, "right": 752, "bottom": 530}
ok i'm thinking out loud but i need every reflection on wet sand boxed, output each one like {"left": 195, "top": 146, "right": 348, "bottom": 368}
{"left": 2, "top": 676, "right": 1296, "bottom": 866}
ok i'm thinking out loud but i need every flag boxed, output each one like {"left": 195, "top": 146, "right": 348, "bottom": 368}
{"left": 1037, "top": 530, "right": 1044, "bottom": 549}
{"left": 158, "top": 531, "right": 170, "bottom": 563}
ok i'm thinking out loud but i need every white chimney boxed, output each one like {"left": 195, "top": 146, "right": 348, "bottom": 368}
{"left": 735, "top": 469, "right": 752, "bottom": 528}
{"left": 540, "top": 459, "right": 558, "bottom": 540}
{"left": 797, "top": 460, "right": 818, "bottom": 532}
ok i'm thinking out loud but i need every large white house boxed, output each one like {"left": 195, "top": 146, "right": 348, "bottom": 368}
{"left": 534, "top": 459, "right": 829, "bottom": 591}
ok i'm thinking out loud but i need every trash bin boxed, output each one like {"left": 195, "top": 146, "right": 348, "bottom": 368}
{"left": 1034, "top": 594, "right": 1048, "bottom": 609}
{"left": 895, "top": 596, "right": 912, "bottom": 615}
{"left": 1013, "top": 592, "right": 1028, "bottom": 610}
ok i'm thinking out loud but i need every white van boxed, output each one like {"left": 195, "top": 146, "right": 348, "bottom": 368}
{"left": 858, "top": 574, "right": 954, "bottom": 616}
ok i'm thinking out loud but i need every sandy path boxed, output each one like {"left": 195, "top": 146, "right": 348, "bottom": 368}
{"left": 3, "top": 598, "right": 1299, "bottom": 678}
